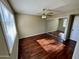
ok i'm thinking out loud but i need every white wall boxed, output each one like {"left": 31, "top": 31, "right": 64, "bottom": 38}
{"left": 0, "top": 37, "right": 18, "bottom": 59}
{"left": 47, "top": 18, "right": 59, "bottom": 32}
{"left": 16, "top": 14, "right": 46, "bottom": 39}
{"left": 72, "top": 41, "right": 79, "bottom": 59}
{"left": 70, "top": 16, "right": 79, "bottom": 59}
{"left": 0, "top": 23, "right": 9, "bottom": 57}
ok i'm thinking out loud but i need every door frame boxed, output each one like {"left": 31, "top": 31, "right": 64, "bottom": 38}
{"left": 65, "top": 15, "right": 75, "bottom": 40}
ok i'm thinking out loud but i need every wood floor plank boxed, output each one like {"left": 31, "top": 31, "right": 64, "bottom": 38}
{"left": 19, "top": 33, "right": 76, "bottom": 59}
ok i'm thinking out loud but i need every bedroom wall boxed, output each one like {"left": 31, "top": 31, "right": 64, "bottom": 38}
{"left": 0, "top": 21, "right": 9, "bottom": 57}
{"left": 16, "top": 14, "right": 46, "bottom": 39}
{"left": 46, "top": 18, "right": 59, "bottom": 32}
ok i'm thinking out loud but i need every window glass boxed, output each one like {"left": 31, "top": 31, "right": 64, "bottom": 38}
{"left": 63, "top": 18, "right": 67, "bottom": 27}
{"left": 1, "top": 2, "right": 16, "bottom": 54}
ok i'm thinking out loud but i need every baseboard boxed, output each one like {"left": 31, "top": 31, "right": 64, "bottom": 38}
{"left": 0, "top": 55, "right": 9, "bottom": 57}
{"left": 20, "top": 33, "right": 47, "bottom": 40}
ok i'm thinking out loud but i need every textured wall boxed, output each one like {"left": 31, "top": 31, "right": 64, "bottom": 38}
{"left": 47, "top": 18, "right": 59, "bottom": 32}
{"left": 16, "top": 14, "right": 46, "bottom": 39}
{"left": 0, "top": 22, "right": 9, "bottom": 57}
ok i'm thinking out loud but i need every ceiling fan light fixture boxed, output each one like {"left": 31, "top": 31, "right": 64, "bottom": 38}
{"left": 42, "top": 14, "right": 46, "bottom": 19}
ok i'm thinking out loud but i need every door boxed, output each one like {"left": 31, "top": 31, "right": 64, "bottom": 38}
{"left": 70, "top": 16, "right": 79, "bottom": 41}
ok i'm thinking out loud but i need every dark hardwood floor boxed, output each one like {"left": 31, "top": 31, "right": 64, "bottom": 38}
{"left": 19, "top": 33, "right": 76, "bottom": 59}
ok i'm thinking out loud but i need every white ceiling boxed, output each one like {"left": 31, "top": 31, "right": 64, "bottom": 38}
{"left": 8, "top": 0, "right": 79, "bottom": 15}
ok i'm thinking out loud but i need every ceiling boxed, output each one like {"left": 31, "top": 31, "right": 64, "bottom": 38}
{"left": 8, "top": 0, "right": 79, "bottom": 16}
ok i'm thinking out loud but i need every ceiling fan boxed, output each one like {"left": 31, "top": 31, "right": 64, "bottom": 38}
{"left": 41, "top": 8, "right": 54, "bottom": 19}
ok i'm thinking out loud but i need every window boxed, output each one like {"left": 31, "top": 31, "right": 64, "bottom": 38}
{"left": 0, "top": 2, "right": 17, "bottom": 54}
{"left": 63, "top": 18, "right": 67, "bottom": 27}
